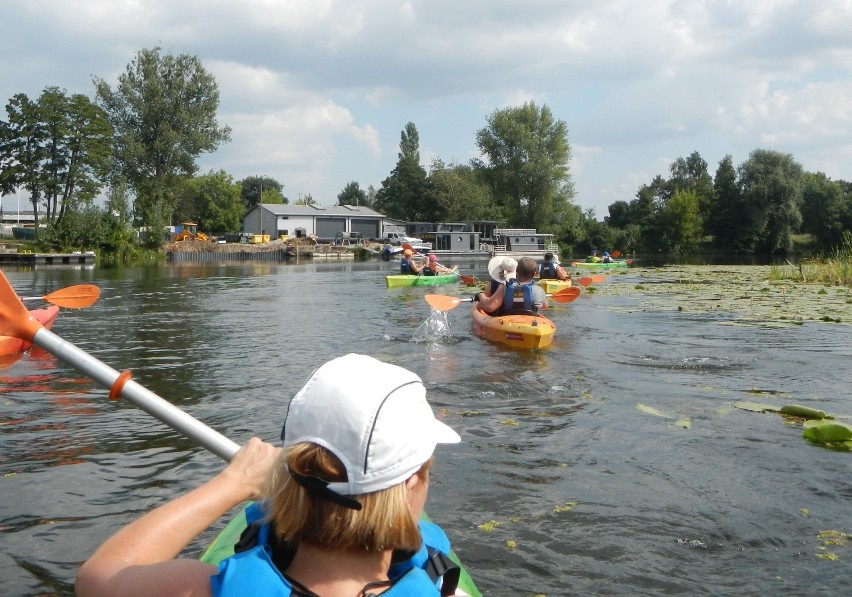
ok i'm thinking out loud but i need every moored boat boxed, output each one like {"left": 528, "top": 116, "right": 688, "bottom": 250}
{"left": 570, "top": 259, "right": 631, "bottom": 269}
{"left": 200, "top": 504, "right": 482, "bottom": 596}
{"left": 0, "top": 305, "right": 59, "bottom": 357}
{"left": 386, "top": 273, "right": 459, "bottom": 288}
{"left": 471, "top": 304, "right": 556, "bottom": 349}
{"left": 536, "top": 278, "right": 573, "bottom": 294}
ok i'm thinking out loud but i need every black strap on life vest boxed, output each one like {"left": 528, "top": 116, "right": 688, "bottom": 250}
{"left": 234, "top": 519, "right": 263, "bottom": 554}
{"left": 424, "top": 546, "right": 460, "bottom": 597}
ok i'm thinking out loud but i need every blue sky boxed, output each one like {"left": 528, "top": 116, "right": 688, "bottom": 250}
{"left": 2, "top": 0, "right": 850, "bottom": 221}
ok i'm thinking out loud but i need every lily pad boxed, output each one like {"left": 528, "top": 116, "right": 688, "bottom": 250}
{"left": 732, "top": 401, "right": 781, "bottom": 413}
{"left": 636, "top": 403, "right": 672, "bottom": 418}
{"left": 802, "top": 420, "right": 852, "bottom": 448}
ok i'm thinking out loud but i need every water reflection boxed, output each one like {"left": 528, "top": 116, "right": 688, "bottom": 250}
{"left": 0, "top": 263, "right": 850, "bottom": 596}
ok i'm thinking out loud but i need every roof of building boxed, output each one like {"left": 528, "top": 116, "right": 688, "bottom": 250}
{"left": 255, "top": 204, "right": 385, "bottom": 218}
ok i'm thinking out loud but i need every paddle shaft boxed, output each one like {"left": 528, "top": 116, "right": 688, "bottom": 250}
{"left": 32, "top": 326, "right": 239, "bottom": 462}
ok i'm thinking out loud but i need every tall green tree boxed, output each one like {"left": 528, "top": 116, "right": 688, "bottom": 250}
{"left": 661, "top": 189, "right": 703, "bottom": 254}
{"left": 800, "top": 172, "right": 845, "bottom": 250}
{"left": 94, "top": 46, "right": 231, "bottom": 244}
{"left": 40, "top": 88, "right": 113, "bottom": 223}
{"left": 177, "top": 170, "right": 243, "bottom": 234}
{"left": 0, "top": 87, "right": 112, "bottom": 232}
{"left": 375, "top": 122, "right": 430, "bottom": 220}
{"left": 337, "top": 181, "right": 369, "bottom": 206}
{"left": 474, "top": 101, "right": 574, "bottom": 230}
{"left": 631, "top": 175, "right": 670, "bottom": 253}
{"left": 708, "top": 155, "right": 745, "bottom": 250}
{"left": 0, "top": 93, "right": 46, "bottom": 224}
{"left": 427, "top": 159, "right": 495, "bottom": 221}
{"left": 738, "top": 149, "right": 803, "bottom": 254}
{"left": 668, "top": 150, "right": 714, "bottom": 232}
{"left": 605, "top": 200, "right": 632, "bottom": 229}
{"left": 240, "top": 175, "right": 285, "bottom": 210}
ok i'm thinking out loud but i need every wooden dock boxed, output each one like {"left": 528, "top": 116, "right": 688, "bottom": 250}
{"left": 0, "top": 251, "right": 96, "bottom": 265}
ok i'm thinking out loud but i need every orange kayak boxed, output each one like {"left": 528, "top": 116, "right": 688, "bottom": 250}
{"left": 471, "top": 304, "right": 556, "bottom": 349}
{"left": 0, "top": 305, "right": 59, "bottom": 357}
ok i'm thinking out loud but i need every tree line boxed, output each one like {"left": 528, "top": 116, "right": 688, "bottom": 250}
{"left": 1, "top": 46, "right": 849, "bottom": 259}
{"left": 599, "top": 150, "right": 852, "bottom": 256}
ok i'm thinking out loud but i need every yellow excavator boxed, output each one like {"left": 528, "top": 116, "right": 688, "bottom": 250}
{"left": 173, "top": 222, "right": 210, "bottom": 242}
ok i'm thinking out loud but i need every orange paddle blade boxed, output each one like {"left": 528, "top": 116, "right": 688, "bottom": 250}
{"left": 577, "top": 277, "right": 593, "bottom": 287}
{"left": 424, "top": 294, "right": 471, "bottom": 311}
{"left": 550, "top": 287, "right": 581, "bottom": 303}
{"left": 611, "top": 250, "right": 622, "bottom": 257}
{"left": 591, "top": 275, "right": 606, "bottom": 283}
{"left": 33, "top": 284, "right": 101, "bottom": 309}
{"left": 0, "top": 270, "right": 44, "bottom": 341}
{"left": 459, "top": 275, "right": 480, "bottom": 286}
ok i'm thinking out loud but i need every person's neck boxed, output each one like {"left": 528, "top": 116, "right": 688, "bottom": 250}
{"left": 285, "top": 543, "right": 393, "bottom": 596}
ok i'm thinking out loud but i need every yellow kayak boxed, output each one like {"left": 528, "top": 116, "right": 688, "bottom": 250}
{"left": 536, "top": 278, "right": 573, "bottom": 294}
{"left": 471, "top": 305, "right": 556, "bottom": 350}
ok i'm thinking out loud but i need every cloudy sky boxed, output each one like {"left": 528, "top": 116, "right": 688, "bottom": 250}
{"left": 1, "top": 0, "right": 850, "bottom": 220}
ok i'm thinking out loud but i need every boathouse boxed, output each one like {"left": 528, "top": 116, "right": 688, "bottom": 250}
{"left": 243, "top": 204, "right": 385, "bottom": 242}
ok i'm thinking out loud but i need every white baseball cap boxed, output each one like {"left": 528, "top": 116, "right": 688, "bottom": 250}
{"left": 280, "top": 354, "right": 461, "bottom": 496}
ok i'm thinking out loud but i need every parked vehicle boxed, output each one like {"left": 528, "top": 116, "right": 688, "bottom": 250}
{"left": 385, "top": 231, "right": 423, "bottom": 246}
{"left": 334, "top": 231, "right": 364, "bottom": 246}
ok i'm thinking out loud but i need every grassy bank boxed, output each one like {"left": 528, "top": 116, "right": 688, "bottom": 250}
{"left": 771, "top": 234, "right": 852, "bottom": 287}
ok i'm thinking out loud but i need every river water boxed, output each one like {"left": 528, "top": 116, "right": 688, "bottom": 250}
{"left": 1, "top": 260, "right": 850, "bottom": 596}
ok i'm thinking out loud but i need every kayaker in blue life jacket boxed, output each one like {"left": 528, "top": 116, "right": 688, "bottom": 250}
{"left": 401, "top": 249, "right": 425, "bottom": 274}
{"left": 75, "top": 354, "right": 463, "bottom": 597}
{"left": 475, "top": 257, "right": 548, "bottom": 315}
{"left": 601, "top": 251, "right": 613, "bottom": 263}
{"left": 537, "top": 252, "right": 569, "bottom": 281}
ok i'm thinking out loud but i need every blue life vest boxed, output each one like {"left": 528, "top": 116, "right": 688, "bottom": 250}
{"left": 401, "top": 257, "right": 413, "bottom": 274}
{"left": 210, "top": 502, "right": 457, "bottom": 597}
{"left": 538, "top": 261, "right": 559, "bottom": 279}
{"left": 502, "top": 280, "right": 535, "bottom": 313}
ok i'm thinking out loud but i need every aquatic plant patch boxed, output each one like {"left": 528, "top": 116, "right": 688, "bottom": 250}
{"left": 592, "top": 265, "right": 852, "bottom": 325}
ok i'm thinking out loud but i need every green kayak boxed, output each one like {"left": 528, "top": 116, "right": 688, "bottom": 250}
{"left": 570, "top": 259, "right": 631, "bottom": 269}
{"left": 386, "top": 273, "right": 459, "bottom": 288}
{"left": 200, "top": 505, "right": 482, "bottom": 596}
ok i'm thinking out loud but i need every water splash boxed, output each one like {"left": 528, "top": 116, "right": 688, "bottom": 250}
{"left": 411, "top": 309, "right": 453, "bottom": 342}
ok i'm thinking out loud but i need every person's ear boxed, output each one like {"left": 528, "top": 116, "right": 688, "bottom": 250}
{"left": 404, "top": 473, "right": 421, "bottom": 492}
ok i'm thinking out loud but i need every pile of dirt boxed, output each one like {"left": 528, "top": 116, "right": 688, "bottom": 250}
{"left": 163, "top": 236, "right": 355, "bottom": 255}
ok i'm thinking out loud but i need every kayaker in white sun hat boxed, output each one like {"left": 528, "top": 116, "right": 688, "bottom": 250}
{"left": 475, "top": 257, "right": 548, "bottom": 315}
{"left": 76, "top": 354, "right": 464, "bottom": 597}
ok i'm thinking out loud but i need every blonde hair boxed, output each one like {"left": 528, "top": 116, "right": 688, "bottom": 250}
{"left": 262, "top": 443, "right": 429, "bottom": 553}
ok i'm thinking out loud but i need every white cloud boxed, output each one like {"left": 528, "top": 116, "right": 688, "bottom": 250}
{"left": 1, "top": 0, "right": 850, "bottom": 215}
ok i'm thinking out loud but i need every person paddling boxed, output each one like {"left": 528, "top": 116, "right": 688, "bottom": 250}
{"left": 400, "top": 249, "right": 425, "bottom": 274}
{"left": 474, "top": 257, "right": 548, "bottom": 315}
{"left": 76, "top": 354, "right": 463, "bottom": 597}
{"left": 537, "top": 252, "right": 569, "bottom": 281}
{"left": 423, "top": 254, "right": 458, "bottom": 276}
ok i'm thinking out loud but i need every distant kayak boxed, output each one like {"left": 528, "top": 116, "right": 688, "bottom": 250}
{"left": 386, "top": 273, "right": 459, "bottom": 288}
{"left": 570, "top": 259, "right": 631, "bottom": 269}
{"left": 471, "top": 304, "right": 556, "bottom": 350}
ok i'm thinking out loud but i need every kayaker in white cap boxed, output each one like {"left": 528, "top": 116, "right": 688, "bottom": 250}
{"left": 76, "top": 354, "right": 463, "bottom": 597}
